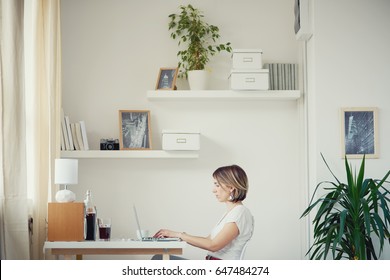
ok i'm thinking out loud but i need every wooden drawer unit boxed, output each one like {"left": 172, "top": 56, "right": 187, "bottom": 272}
{"left": 48, "top": 202, "right": 84, "bottom": 241}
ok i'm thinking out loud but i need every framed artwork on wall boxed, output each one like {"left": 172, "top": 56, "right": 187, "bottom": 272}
{"left": 119, "top": 110, "right": 151, "bottom": 150}
{"left": 155, "top": 67, "right": 178, "bottom": 90}
{"left": 341, "top": 107, "right": 378, "bottom": 158}
{"left": 294, "top": 0, "right": 312, "bottom": 41}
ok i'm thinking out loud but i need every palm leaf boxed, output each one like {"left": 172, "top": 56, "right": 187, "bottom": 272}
{"left": 301, "top": 154, "right": 390, "bottom": 260}
{"left": 320, "top": 153, "right": 341, "bottom": 185}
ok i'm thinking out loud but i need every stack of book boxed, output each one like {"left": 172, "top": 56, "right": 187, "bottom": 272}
{"left": 60, "top": 109, "right": 89, "bottom": 151}
{"left": 264, "top": 63, "right": 298, "bottom": 90}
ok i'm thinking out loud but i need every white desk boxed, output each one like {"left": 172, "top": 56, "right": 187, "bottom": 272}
{"left": 44, "top": 240, "right": 186, "bottom": 260}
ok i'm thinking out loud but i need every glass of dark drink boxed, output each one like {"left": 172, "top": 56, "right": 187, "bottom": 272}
{"left": 98, "top": 218, "right": 111, "bottom": 241}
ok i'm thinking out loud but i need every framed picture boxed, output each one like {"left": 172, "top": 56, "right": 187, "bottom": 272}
{"left": 294, "top": 0, "right": 312, "bottom": 41}
{"left": 155, "top": 67, "right": 178, "bottom": 90}
{"left": 341, "top": 107, "right": 378, "bottom": 158}
{"left": 119, "top": 110, "right": 151, "bottom": 150}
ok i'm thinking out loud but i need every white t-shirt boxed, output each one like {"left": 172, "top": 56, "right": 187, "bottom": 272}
{"left": 208, "top": 205, "right": 254, "bottom": 260}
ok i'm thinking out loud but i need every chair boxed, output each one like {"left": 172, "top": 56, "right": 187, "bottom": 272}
{"left": 239, "top": 240, "right": 250, "bottom": 260}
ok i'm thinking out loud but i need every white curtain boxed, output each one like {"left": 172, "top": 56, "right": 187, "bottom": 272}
{"left": 0, "top": 0, "right": 61, "bottom": 259}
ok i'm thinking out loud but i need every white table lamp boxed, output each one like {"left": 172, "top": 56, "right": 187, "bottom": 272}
{"left": 55, "top": 159, "right": 78, "bottom": 202}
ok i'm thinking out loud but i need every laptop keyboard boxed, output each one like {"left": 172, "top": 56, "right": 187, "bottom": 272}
{"left": 141, "top": 237, "right": 181, "bottom": 242}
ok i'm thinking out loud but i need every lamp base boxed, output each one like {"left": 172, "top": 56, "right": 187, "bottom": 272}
{"left": 55, "top": 189, "right": 76, "bottom": 202}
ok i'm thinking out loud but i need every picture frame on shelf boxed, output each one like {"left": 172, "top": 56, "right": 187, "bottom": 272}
{"left": 119, "top": 110, "right": 151, "bottom": 150}
{"left": 341, "top": 107, "right": 378, "bottom": 159}
{"left": 155, "top": 67, "right": 178, "bottom": 90}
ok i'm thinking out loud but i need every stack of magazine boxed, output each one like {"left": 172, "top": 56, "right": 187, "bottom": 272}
{"left": 264, "top": 63, "right": 298, "bottom": 90}
{"left": 60, "top": 109, "right": 89, "bottom": 151}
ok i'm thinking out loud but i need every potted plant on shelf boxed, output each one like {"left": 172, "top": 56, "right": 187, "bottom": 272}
{"left": 301, "top": 154, "right": 390, "bottom": 260}
{"left": 168, "top": 4, "right": 232, "bottom": 90}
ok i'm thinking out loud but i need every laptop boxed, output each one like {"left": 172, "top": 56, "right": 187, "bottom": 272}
{"left": 133, "top": 205, "right": 181, "bottom": 242}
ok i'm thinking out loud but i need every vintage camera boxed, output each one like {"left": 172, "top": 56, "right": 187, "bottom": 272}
{"left": 100, "top": 138, "right": 119, "bottom": 150}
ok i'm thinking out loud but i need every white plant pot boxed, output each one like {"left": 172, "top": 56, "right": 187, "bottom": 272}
{"left": 188, "top": 70, "right": 209, "bottom": 90}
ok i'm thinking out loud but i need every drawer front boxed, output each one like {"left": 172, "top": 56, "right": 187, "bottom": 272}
{"left": 230, "top": 72, "right": 269, "bottom": 90}
{"left": 233, "top": 52, "right": 263, "bottom": 69}
{"left": 162, "top": 134, "right": 200, "bottom": 150}
{"left": 48, "top": 202, "right": 85, "bottom": 241}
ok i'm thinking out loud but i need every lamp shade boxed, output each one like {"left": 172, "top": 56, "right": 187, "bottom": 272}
{"left": 55, "top": 159, "right": 78, "bottom": 185}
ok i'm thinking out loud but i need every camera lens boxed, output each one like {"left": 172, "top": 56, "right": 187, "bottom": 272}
{"left": 106, "top": 143, "right": 114, "bottom": 150}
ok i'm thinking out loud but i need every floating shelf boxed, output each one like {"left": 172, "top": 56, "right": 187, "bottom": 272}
{"left": 147, "top": 90, "right": 301, "bottom": 101}
{"left": 60, "top": 150, "right": 199, "bottom": 159}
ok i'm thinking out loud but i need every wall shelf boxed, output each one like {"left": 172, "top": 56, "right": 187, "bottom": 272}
{"left": 60, "top": 150, "right": 199, "bottom": 159}
{"left": 147, "top": 90, "right": 301, "bottom": 101}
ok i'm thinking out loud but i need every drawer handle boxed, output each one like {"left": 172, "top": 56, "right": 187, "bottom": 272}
{"left": 243, "top": 57, "right": 253, "bottom": 62}
{"left": 176, "top": 138, "right": 187, "bottom": 143}
{"left": 245, "top": 78, "right": 256, "bottom": 83}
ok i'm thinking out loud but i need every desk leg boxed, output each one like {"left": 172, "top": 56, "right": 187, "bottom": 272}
{"left": 162, "top": 248, "right": 170, "bottom": 260}
{"left": 63, "top": 255, "right": 82, "bottom": 260}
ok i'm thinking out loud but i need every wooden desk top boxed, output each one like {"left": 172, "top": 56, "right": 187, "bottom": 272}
{"left": 44, "top": 239, "right": 186, "bottom": 249}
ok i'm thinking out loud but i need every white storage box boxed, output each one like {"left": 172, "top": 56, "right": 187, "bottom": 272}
{"left": 162, "top": 130, "right": 200, "bottom": 151}
{"left": 232, "top": 49, "right": 263, "bottom": 69}
{"left": 230, "top": 69, "right": 269, "bottom": 90}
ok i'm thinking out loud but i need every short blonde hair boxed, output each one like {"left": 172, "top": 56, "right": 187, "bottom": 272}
{"left": 212, "top": 164, "right": 248, "bottom": 202}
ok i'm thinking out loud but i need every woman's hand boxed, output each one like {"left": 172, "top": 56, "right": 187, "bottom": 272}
{"left": 154, "top": 223, "right": 238, "bottom": 252}
{"left": 153, "top": 229, "right": 181, "bottom": 238}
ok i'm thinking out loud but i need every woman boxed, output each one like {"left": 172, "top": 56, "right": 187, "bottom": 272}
{"left": 153, "top": 164, "right": 254, "bottom": 260}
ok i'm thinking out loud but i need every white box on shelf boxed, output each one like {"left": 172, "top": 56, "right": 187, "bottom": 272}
{"left": 162, "top": 130, "right": 200, "bottom": 151}
{"left": 230, "top": 69, "right": 269, "bottom": 90}
{"left": 232, "top": 49, "right": 263, "bottom": 69}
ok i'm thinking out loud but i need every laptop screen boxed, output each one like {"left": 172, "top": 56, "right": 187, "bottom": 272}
{"left": 133, "top": 204, "right": 144, "bottom": 239}
{"left": 133, "top": 204, "right": 181, "bottom": 242}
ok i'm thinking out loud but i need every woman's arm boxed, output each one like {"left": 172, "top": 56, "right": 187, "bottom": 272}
{"left": 154, "top": 222, "right": 239, "bottom": 252}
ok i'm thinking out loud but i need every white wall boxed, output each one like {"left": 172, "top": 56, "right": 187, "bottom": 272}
{"left": 61, "top": 0, "right": 303, "bottom": 259}
{"left": 307, "top": 0, "right": 390, "bottom": 259}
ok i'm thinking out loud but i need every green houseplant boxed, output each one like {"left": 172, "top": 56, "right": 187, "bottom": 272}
{"left": 301, "top": 154, "right": 390, "bottom": 260}
{"left": 168, "top": 4, "right": 232, "bottom": 89}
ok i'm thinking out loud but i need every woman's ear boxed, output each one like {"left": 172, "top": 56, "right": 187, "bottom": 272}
{"left": 229, "top": 189, "right": 236, "bottom": 201}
